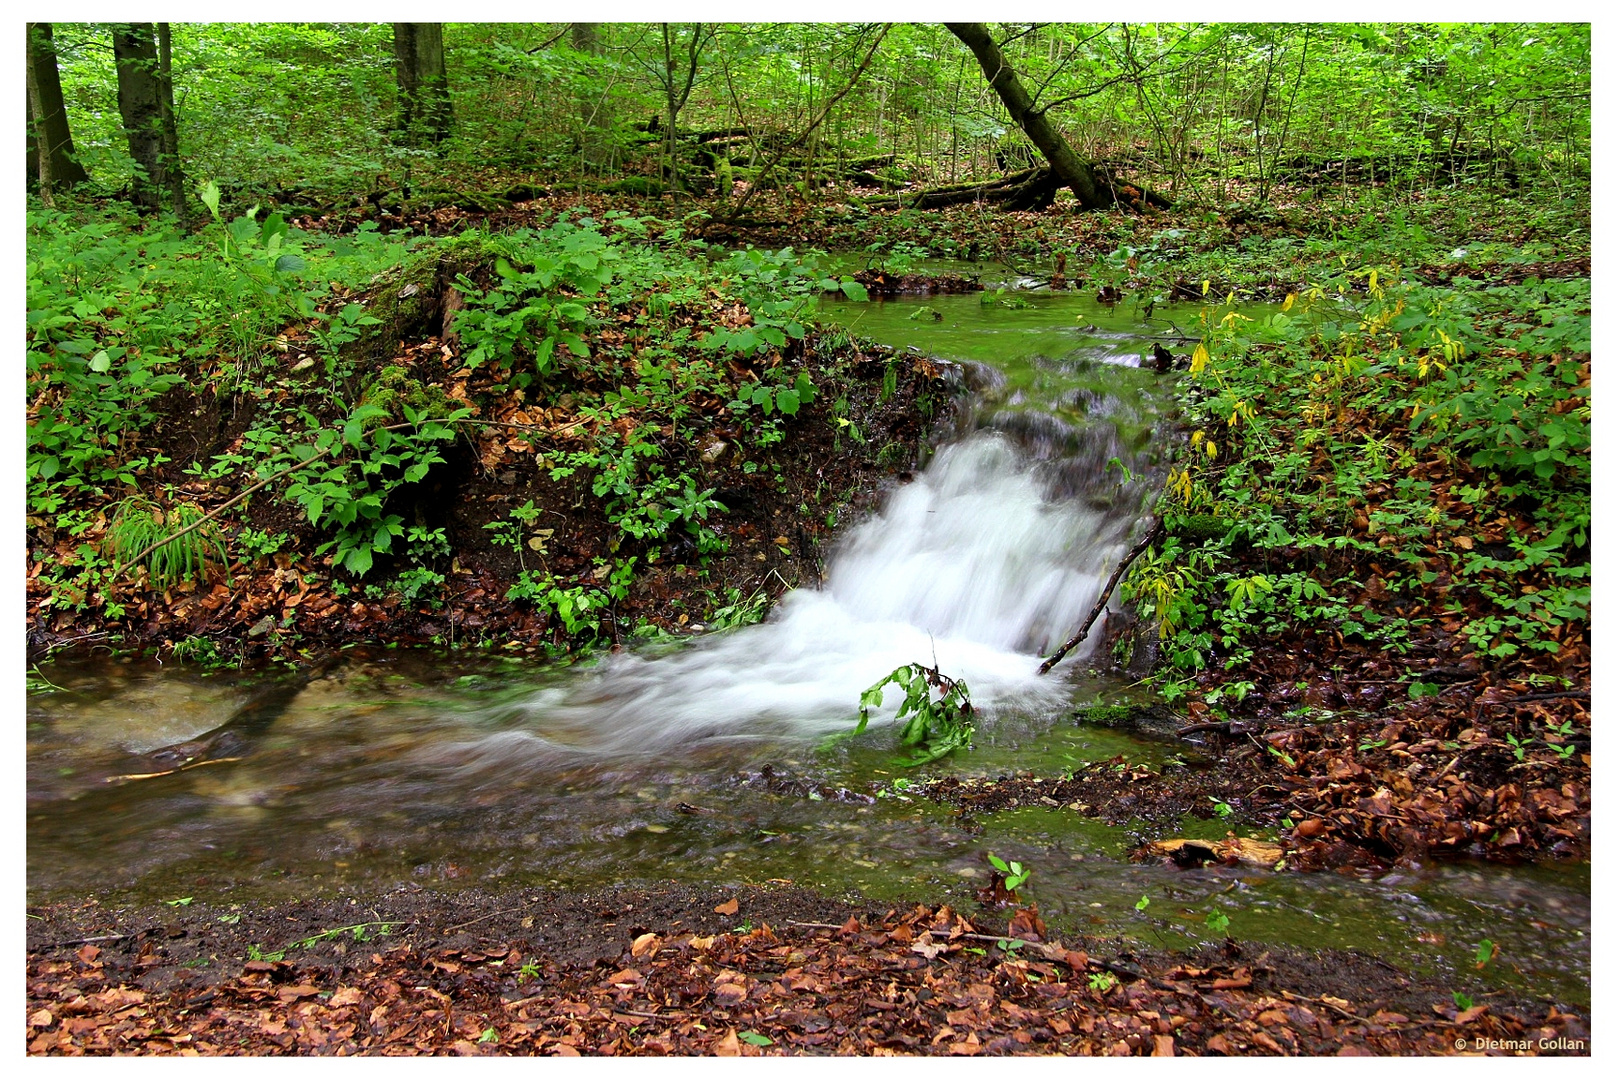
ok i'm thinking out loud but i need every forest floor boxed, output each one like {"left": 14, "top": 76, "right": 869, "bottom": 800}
{"left": 26, "top": 179, "right": 1591, "bottom": 1056}
{"left": 26, "top": 883, "right": 1589, "bottom": 1056}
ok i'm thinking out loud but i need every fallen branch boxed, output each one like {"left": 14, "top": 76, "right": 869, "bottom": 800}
{"left": 1478, "top": 690, "right": 1590, "bottom": 707}
{"left": 1039, "top": 521, "right": 1164, "bottom": 675}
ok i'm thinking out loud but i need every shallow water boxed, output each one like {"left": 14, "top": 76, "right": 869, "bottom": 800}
{"left": 26, "top": 289, "right": 1589, "bottom": 1009}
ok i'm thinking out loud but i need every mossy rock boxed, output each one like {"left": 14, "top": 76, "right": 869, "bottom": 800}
{"left": 605, "top": 176, "right": 665, "bottom": 196}
{"left": 1075, "top": 702, "right": 1183, "bottom": 739}
{"left": 1074, "top": 704, "right": 1135, "bottom": 727}
{"left": 360, "top": 364, "right": 455, "bottom": 422}
{"left": 1169, "top": 513, "right": 1234, "bottom": 541}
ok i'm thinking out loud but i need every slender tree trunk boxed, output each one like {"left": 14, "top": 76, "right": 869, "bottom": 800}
{"left": 155, "top": 23, "right": 187, "bottom": 223}
{"left": 393, "top": 23, "right": 452, "bottom": 147}
{"left": 570, "top": 22, "right": 611, "bottom": 172}
{"left": 945, "top": 22, "right": 1112, "bottom": 209}
{"left": 26, "top": 53, "right": 52, "bottom": 204}
{"left": 27, "top": 22, "right": 89, "bottom": 194}
{"left": 113, "top": 23, "right": 174, "bottom": 213}
{"left": 27, "top": 93, "right": 40, "bottom": 194}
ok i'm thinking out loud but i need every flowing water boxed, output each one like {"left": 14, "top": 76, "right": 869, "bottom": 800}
{"left": 26, "top": 282, "right": 1589, "bottom": 1008}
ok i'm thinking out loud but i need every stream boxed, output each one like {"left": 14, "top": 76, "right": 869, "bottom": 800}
{"left": 26, "top": 276, "right": 1589, "bottom": 1009}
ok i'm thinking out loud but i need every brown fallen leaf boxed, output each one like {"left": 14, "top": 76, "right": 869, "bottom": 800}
{"left": 1144, "top": 835, "right": 1284, "bottom": 869}
{"left": 328, "top": 987, "right": 365, "bottom": 1009}
{"left": 631, "top": 932, "right": 660, "bottom": 957}
{"left": 714, "top": 1030, "right": 741, "bottom": 1056}
{"left": 714, "top": 898, "right": 739, "bottom": 916}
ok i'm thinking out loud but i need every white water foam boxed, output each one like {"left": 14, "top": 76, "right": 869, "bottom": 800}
{"left": 457, "top": 432, "right": 1131, "bottom": 763}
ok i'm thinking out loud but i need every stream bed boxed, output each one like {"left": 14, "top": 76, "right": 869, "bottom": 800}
{"left": 26, "top": 286, "right": 1590, "bottom": 1011}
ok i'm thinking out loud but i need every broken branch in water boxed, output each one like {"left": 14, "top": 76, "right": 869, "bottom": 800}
{"left": 1039, "top": 520, "right": 1164, "bottom": 675}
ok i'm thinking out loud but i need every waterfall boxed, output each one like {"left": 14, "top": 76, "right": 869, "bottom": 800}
{"left": 473, "top": 348, "right": 1159, "bottom": 762}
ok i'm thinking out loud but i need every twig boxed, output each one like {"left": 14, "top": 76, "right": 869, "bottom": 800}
{"left": 43, "top": 933, "right": 131, "bottom": 948}
{"left": 105, "top": 757, "right": 242, "bottom": 784}
{"left": 1478, "top": 691, "right": 1589, "bottom": 707}
{"left": 1040, "top": 521, "right": 1164, "bottom": 674}
{"left": 112, "top": 446, "right": 338, "bottom": 579}
{"left": 441, "top": 907, "right": 527, "bottom": 935}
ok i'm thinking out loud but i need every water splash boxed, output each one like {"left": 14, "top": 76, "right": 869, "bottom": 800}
{"left": 461, "top": 432, "right": 1138, "bottom": 765}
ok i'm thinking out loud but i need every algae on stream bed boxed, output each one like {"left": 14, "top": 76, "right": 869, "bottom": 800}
{"left": 26, "top": 647, "right": 1590, "bottom": 1010}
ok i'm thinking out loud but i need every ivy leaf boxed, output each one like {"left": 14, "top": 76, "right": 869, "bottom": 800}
{"left": 776, "top": 388, "right": 800, "bottom": 416}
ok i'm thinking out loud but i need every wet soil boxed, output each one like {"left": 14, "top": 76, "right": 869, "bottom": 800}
{"left": 26, "top": 883, "right": 1588, "bottom": 1056}
{"left": 923, "top": 680, "right": 1589, "bottom": 872}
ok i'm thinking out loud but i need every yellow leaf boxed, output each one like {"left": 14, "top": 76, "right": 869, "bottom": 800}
{"left": 1205, "top": 440, "right": 1217, "bottom": 458}
{"left": 1201, "top": 279, "right": 1210, "bottom": 296}
{"left": 1282, "top": 292, "right": 1297, "bottom": 312}
{"left": 1190, "top": 430, "right": 1205, "bottom": 448}
{"left": 1368, "top": 270, "right": 1379, "bottom": 291}
{"left": 1190, "top": 343, "right": 1209, "bottom": 376}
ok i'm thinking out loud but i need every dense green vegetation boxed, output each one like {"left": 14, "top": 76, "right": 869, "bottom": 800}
{"left": 25, "top": 20, "right": 1589, "bottom": 688}
{"left": 36, "top": 23, "right": 1587, "bottom": 210}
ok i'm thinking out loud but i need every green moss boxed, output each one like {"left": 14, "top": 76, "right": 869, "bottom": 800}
{"left": 1074, "top": 704, "right": 1135, "bottom": 727}
{"left": 1169, "top": 513, "right": 1233, "bottom": 541}
{"left": 606, "top": 177, "right": 664, "bottom": 196}
{"left": 360, "top": 364, "right": 454, "bottom": 421}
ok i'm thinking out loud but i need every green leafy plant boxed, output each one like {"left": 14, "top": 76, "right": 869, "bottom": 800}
{"left": 988, "top": 854, "right": 1032, "bottom": 893}
{"left": 834, "top": 661, "right": 975, "bottom": 767}
{"left": 106, "top": 496, "right": 227, "bottom": 590}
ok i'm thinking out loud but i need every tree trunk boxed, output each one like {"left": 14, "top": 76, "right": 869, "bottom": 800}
{"left": 393, "top": 23, "right": 452, "bottom": 147}
{"left": 944, "top": 22, "right": 1113, "bottom": 209}
{"left": 570, "top": 23, "right": 613, "bottom": 171}
{"left": 155, "top": 24, "right": 187, "bottom": 223}
{"left": 27, "top": 22, "right": 89, "bottom": 194}
{"left": 27, "top": 93, "right": 40, "bottom": 194}
{"left": 113, "top": 23, "right": 174, "bottom": 213}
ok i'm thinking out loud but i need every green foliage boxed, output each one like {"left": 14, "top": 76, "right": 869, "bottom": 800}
{"left": 1133, "top": 268, "right": 1588, "bottom": 680}
{"left": 833, "top": 662, "right": 976, "bottom": 767}
{"left": 452, "top": 220, "right": 616, "bottom": 384}
{"left": 106, "top": 496, "right": 227, "bottom": 590}
{"left": 277, "top": 403, "right": 468, "bottom": 577}
{"left": 987, "top": 854, "right": 1031, "bottom": 893}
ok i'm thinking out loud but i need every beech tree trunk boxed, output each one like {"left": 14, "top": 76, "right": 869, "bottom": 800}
{"left": 156, "top": 24, "right": 188, "bottom": 223}
{"left": 944, "top": 22, "right": 1112, "bottom": 209}
{"left": 113, "top": 22, "right": 183, "bottom": 214}
{"left": 571, "top": 23, "right": 613, "bottom": 170}
{"left": 393, "top": 23, "right": 453, "bottom": 147}
{"left": 27, "top": 22, "right": 89, "bottom": 196}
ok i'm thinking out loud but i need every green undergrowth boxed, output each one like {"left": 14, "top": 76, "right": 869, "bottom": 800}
{"left": 25, "top": 195, "right": 879, "bottom": 650}
{"left": 1124, "top": 259, "right": 1589, "bottom": 702}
